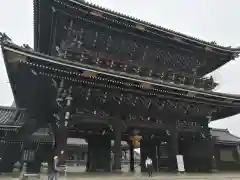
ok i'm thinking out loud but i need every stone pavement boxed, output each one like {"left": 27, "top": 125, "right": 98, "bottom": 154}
{"left": 2, "top": 172, "right": 240, "bottom": 180}
{"left": 1, "top": 166, "right": 240, "bottom": 180}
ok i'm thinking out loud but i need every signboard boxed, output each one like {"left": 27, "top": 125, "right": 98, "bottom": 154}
{"left": 176, "top": 155, "right": 185, "bottom": 172}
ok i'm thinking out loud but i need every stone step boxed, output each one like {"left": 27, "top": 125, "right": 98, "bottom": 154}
{"left": 22, "top": 173, "right": 40, "bottom": 180}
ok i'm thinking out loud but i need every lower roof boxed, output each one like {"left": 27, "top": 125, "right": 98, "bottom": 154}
{"left": 0, "top": 106, "right": 26, "bottom": 130}
{"left": 2, "top": 42, "right": 240, "bottom": 122}
{"left": 211, "top": 128, "right": 240, "bottom": 145}
{"left": 0, "top": 106, "right": 239, "bottom": 146}
{"left": 28, "top": 127, "right": 240, "bottom": 146}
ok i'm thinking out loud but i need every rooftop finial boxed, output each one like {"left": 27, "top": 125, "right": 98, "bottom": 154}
{"left": 0, "top": 32, "right": 12, "bottom": 45}
{"left": 22, "top": 44, "right": 33, "bottom": 51}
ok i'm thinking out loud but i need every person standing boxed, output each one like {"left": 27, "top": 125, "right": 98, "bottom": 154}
{"left": 145, "top": 157, "right": 153, "bottom": 177}
{"left": 52, "top": 156, "right": 61, "bottom": 180}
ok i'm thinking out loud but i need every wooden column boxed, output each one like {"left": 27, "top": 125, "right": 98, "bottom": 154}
{"left": 156, "top": 143, "right": 160, "bottom": 172}
{"left": 86, "top": 145, "right": 90, "bottom": 172}
{"left": 129, "top": 140, "right": 135, "bottom": 172}
{"left": 140, "top": 139, "right": 147, "bottom": 172}
{"left": 167, "top": 123, "right": 179, "bottom": 172}
{"left": 201, "top": 124, "right": 214, "bottom": 172}
{"left": 54, "top": 79, "right": 73, "bottom": 165}
{"left": 87, "top": 134, "right": 111, "bottom": 172}
{"left": 113, "top": 128, "right": 122, "bottom": 171}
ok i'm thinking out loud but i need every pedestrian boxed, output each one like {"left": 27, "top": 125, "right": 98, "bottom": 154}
{"left": 145, "top": 156, "right": 153, "bottom": 177}
{"left": 52, "top": 156, "right": 61, "bottom": 180}
{"left": 47, "top": 161, "right": 54, "bottom": 180}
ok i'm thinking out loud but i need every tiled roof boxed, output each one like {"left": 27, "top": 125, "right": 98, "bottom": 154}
{"left": 2, "top": 106, "right": 239, "bottom": 145}
{"left": 33, "top": 0, "right": 240, "bottom": 58}
{"left": 56, "top": 0, "right": 240, "bottom": 53}
{"left": 0, "top": 106, "right": 26, "bottom": 128}
{"left": 25, "top": 127, "right": 240, "bottom": 146}
{"left": 211, "top": 128, "right": 240, "bottom": 144}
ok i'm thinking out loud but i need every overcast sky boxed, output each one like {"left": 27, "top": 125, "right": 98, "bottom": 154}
{"left": 0, "top": 0, "right": 240, "bottom": 135}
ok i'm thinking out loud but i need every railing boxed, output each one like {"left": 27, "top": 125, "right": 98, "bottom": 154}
{"left": 66, "top": 159, "right": 141, "bottom": 166}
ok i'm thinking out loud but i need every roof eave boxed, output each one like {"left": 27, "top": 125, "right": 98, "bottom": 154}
{"left": 33, "top": 0, "right": 39, "bottom": 51}
{"left": 3, "top": 42, "right": 240, "bottom": 104}
{"left": 216, "top": 140, "right": 240, "bottom": 145}
{"left": 1, "top": 44, "right": 20, "bottom": 107}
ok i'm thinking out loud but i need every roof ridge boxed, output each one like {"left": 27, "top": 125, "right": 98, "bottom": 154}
{"left": 227, "top": 130, "right": 240, "bottom": 140}
{"left": 211, "top": 128, "right": 229, "bottom": 132}
{"left": 0, "top": 105, "right": 17, "bottom": 110}
{"left": 66, "top": 0, "right": 240, "bottom": 53}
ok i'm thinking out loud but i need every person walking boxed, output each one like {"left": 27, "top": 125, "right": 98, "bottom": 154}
{"left": 52, "top": 156, "right": 61, "bottom": 180}
{"left": 145, "top": 156, "right": 153, "bottom": 177}
{"left": 47, "top": 161, "right": 54, "bottom": 180}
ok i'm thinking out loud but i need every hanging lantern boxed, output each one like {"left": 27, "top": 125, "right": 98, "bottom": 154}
{"left": 132, "top": 135, "right": 142, "bottom": 148}
{"left": 131, "top": 128, "right": 142, "bottom": 148}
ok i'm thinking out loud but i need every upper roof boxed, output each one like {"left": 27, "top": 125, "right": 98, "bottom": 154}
{"left": 34, "top": 0, "right": 240, "bottom": 76}
{"left": 211, "top": 128, "right": 240, "bottom": 144}
{"left": 34, "top": 0, "right": 240, "bottom": 53}
{"left": 81, "top": 0, "right": 240, "bottom": 52}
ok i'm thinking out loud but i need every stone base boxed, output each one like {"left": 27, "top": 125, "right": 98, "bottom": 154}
{"left": 22, "top": 173, "right": 40, "bottom": 180}
{"left": 112, "top": 169, "right": 123, "bottom": 173}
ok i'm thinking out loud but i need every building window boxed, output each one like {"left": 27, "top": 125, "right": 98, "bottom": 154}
{"left": 159, "top": 147, "right": 168, "bottom": 158}
{"left": 220, "top": 150, "right": 235, "bottom": 162}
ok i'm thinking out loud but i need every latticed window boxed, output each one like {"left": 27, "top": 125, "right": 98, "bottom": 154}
{"left": 22, "top": 150, "right": 35, "bottom": 162}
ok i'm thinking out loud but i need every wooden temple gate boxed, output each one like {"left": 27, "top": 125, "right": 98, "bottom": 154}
{"left": 0, "top": 0, "right": 240, "bottom": 174}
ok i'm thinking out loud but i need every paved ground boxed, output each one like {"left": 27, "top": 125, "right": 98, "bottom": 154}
{"left": 2, "top": 165, "right": 240, "bottom": 180}
{"left": 3, "top": 173, "right": 240, "bottom": 180}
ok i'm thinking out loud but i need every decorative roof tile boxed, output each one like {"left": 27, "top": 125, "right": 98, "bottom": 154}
{"left": 0, "top": 106, "right": 26, "bottom": 128}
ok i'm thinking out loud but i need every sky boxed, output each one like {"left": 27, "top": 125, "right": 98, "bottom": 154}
{"left": 0, "top": 0, "right": 240, "bottom": 135}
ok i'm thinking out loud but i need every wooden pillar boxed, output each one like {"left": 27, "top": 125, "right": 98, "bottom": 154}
{"left": 86, "top": 145, "right": 90, "bottom": 172}
{"left": 54, "top": 79, "right": 73, "bottom": 165}
{"left": 113, "top": 128, "right": 122, "bottom": 171}
{"left": 167, "top": 123, "right": 179, "bottom": 172}
{"left": 102, "top": 135, "right": 111, "bottom": 172}
{"left": 201, "top": 126, "right": 214, "bottom": 172}
{"left": 140, "top": 139, "right": 147, "bottom": 172}
{"left": 129, "top": 140, "right": 135, "bottom": 172}
{"left": 156, "top": 143, "right": 160, "bottom": 172}
{"left": 87, "top": 135, "right": 111, "bottom": 172}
